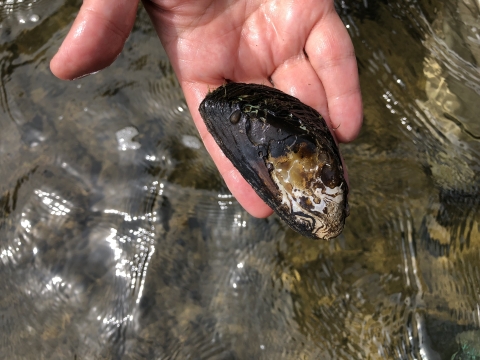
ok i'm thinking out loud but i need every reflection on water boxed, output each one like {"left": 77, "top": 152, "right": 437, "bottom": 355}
{"left": 1, "top": 0, "right": 479, "bottom": 358}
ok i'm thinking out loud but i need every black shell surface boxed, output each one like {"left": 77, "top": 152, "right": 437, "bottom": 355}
{"left": 199, "top": 82, "right": 349, "bottom": 240}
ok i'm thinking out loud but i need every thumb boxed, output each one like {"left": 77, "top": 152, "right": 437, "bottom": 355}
{"left": 50, "top": 0, "right": 139, "bottom": 80}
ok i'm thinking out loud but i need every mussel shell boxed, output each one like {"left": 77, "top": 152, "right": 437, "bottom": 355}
{"left": 199, "top": 83, "right": 349, "bottom": 240}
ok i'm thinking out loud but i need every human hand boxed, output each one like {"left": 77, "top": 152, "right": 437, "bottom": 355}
{"left": 50, "top": 0, "right": 363, "bottom": 218}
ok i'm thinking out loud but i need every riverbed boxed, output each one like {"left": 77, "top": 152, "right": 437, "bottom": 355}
{"left": 1, "top": 0, "right": 479, "bottom": 358}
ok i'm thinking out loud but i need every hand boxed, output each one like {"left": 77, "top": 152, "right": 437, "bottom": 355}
{"left": 50, "top": 0, "right": 363, "bottom": 218}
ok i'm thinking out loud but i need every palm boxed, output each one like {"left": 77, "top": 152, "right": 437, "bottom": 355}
{"left": 151, "top": 1, "right": 315, "bottom": 79}
{"left": 51, "top": 0, "right": 363, "bottom": 218}
{"left": 149, "top": 0, "right": 334, "bottom": 113}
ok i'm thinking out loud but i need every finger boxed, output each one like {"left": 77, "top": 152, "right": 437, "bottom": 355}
{"left": 50, "top": 0, "right": 139, "bottom": 80}
{"left": 270, "top": 53, "right": 331, "bottom": 128}
{"left": 181, "top": 80, "right": 274, "bottom": 219}
{"left": 306, "top": 11, "right": 363, "bottom": 143}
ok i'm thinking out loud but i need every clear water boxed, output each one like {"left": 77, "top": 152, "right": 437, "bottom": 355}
{"left": 1, "top": 0, "right": 479, "bottom": 359}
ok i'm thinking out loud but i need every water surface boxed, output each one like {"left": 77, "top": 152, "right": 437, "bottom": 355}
{"left": 1, "top": 0, "right": 479, "bottom": 359}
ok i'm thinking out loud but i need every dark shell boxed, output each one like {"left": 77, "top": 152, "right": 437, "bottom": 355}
{"left": 199, "top": 83, "right": 349, "bottom": 240}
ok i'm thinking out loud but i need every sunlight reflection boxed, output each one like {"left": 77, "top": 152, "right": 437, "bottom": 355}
{"left": 34, "top": 189, "right": 71, "bottom": 216}
{"left": 102, "top": 209, "right": 156, "bottom": 305}
{"left": 218, "top": 193, "right": 234, "bottom": 211}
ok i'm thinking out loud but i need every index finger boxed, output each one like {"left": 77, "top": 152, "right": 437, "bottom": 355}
{"left": 306, "top": 11, "right": 363, "bottom": 143}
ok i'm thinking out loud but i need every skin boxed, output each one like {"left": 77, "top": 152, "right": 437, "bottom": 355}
{"left": 50, "top": 0, "right": 363, "bottom": 218}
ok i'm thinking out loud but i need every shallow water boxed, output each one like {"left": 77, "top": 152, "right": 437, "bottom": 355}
{"left": 1, "top": 0, "right": 479, "bottom": 359}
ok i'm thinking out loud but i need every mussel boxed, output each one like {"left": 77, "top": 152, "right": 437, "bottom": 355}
{"left": 199, "top": 83, "right": 349, "bottom": 240}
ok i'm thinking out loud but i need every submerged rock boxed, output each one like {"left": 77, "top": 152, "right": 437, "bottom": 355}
{"left": 199, "top": 83, "right": 349, "bottom": 240}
